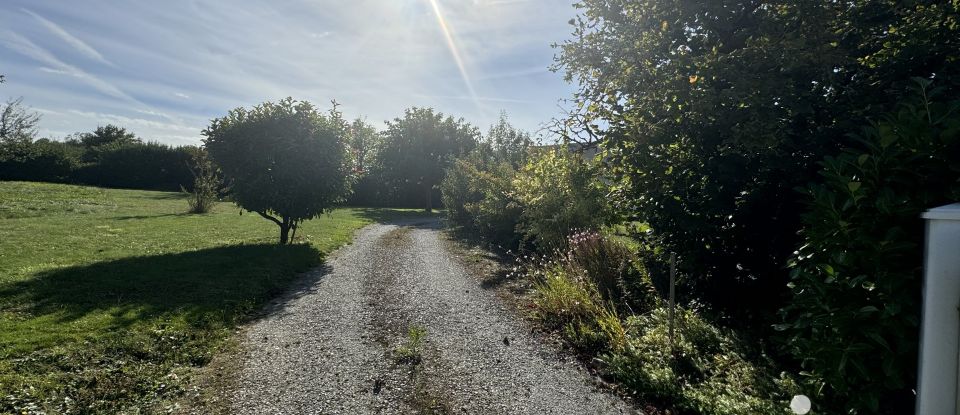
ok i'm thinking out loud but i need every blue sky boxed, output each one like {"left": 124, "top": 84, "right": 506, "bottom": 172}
{"left": 0, "top": 0, "right": 579, "bottom": 146}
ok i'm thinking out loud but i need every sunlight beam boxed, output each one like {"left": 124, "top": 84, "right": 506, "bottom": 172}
{"left": 426, "top": 0, "right": 481, "bottom": 109}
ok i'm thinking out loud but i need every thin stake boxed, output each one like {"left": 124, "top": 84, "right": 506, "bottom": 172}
{"left": 669, "top": 252, "right": 676, "bottom": 351}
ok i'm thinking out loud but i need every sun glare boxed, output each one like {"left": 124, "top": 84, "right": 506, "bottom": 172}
{"left": 426, "top": 0, "right": 480, "bottom": 108}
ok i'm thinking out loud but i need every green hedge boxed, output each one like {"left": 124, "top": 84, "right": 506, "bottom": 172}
{"left": 778, "top": 79, "right": 960, "bottom": 413}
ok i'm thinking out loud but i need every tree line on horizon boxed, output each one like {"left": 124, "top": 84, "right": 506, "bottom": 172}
{"left": 0, "top": 86, "right": 529, "bottom": 237}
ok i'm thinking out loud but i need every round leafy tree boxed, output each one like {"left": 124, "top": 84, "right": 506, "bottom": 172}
{"left": 376, "top": 107, "right": 478, "bottom": 211}
{"left": 203, "top": 98, "right": 351, "bottom": 244}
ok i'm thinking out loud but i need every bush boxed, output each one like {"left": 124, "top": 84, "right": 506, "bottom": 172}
{"left": 183, "top": 149, "right": 220, "bottom": 214}
{"left": 565, "top": 230, "right": 657, "bottom": 312}
{"left": 467, "top": 163, "right": 521, "bottom": 247}
{"left": 441, "top": 153, "right": 524, "bottom": 249}
{"left": 777, "top": 79, "right": 960, "bottom": 413}
{"left": 607, "top": 307, "right": 796, "bottom": 415}
{"left": 0, "top": 140, "right": 80, "bottom": 182}
{"left": 0, "top": 122, "right": 200, "bottom": 192}
{"left": 440, "top": 157, "right": 484, "bottom": 227}
{"left": 512, "top": 149, "right": 609, "bottom": 250}
{"left": 532, "top": 259, "right": 626, "bottom": 352}
{"left": 72, "top": 142, "right": 195, "bottom": 191}
{"left": 557, "top": 0, "right": 960, "bottom": 324}
{"left": 442, "top": 146, "right": 611, "bottom": 252}
{"left": 528, "top": 231, "right": 795, "bottom": 414}
{"left": 530, "top": 231, "right": 657, "bottom": 352}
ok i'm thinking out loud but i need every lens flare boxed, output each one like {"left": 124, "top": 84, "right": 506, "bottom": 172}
{"left": 426, "top": 0, "right": 480, "bottom": 107}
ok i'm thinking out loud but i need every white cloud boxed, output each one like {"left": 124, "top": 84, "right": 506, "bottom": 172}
{"left": 0, "top": 31, "right": 135, "bottom": 102}
{"left": 65, "top": 109, "right": 203, "bottom": 145}
{"left": 0, "top": 0, "right": 580, "bottom": 144}
{"left": 21, "top": 8, "right": 114, "bottom": 67}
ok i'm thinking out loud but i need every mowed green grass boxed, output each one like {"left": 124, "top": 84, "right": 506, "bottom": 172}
{"left": 0, "top": 181, "right": 426, "bottom": 413}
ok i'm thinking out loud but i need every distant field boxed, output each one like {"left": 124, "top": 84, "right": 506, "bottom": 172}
{"left": 0, "top": 181, "right": 428, "bottom": 413}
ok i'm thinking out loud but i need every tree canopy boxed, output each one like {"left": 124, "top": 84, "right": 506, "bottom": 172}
{"left": 557, "top": 0, "right": 959, "bottom": 412}
{"left": 557, "top": 0, "right": 960, "bottom": 316}
{"left": 78, "top": 125, "right": 140, "bottom": 149}
{"left": 203, "top": 98, "right": 351, "bottom": 244}
{"left": 347, "top": 118, "right": 378, "bottom": 174}
{"left": 0, "top": 97, "right": 41, "bottom": 145}
{"left": 376, "top": 107, "right": 479, "bottom": 211}
{"left": 484, "top": 112, "right": 533, "bottom": 169}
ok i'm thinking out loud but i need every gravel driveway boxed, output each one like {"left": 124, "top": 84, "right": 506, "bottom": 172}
{"left": 230, "top": 218, "right": 636, "bottom": 414}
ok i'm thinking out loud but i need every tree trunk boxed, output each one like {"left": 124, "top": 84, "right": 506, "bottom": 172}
{"left": 424, "top": 184, "right": 433, "bottom": 213}
{"left": 279, "top": 216, "right": 291, "bottom": 244}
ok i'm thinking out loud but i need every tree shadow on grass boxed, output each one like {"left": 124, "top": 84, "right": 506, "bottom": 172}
{"left": 0, "top": 244, "right": 329, "bottom": 330}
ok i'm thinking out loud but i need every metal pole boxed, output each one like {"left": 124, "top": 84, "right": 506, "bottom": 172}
{"left": 669, "top": 252, "right": 676, "bottom": 350}
{"left": 915, "top": 203, "right": 960, "bottom": 414}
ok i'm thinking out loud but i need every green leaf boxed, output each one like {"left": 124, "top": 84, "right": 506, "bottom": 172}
{"left": 866, "top": 332, "right": 890, "bottom": 351}
{"left": 847, "top": 182, "right": 861, "bottom": 192}
{"left": 878, "top": 124, "right": 897, "bottom": 147}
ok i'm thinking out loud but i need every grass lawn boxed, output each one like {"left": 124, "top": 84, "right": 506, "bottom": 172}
{"left": 0, "top": 181, "right": 429, "bottom": 414}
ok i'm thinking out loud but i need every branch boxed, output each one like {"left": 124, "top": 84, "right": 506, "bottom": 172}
{"left": 547, "top": 98, "right": 602, "bottom": 149}
{"left": 255, "top": 210, "right": 282, "bottom": 226}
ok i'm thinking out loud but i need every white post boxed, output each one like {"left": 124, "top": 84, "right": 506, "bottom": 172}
{"left": 916, "top": 203, "right": 960, "bottom": 415}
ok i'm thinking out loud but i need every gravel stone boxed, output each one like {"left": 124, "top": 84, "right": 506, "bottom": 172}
{"left": 231, "top": 218, "right": 637, "bottom": 414}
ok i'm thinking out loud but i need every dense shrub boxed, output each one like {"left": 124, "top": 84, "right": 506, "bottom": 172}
{"left": 441, "top": 155, "right": 522, "bottom": 248}
{"left": 512, "top": 149, "right": 609, "bottom": 249}
{"left": 442, "top": 146, "right": 610, "bottom": 252}
{"left": 607, "top": 308, "right": 796, "bottom": 415}
{"left": 440, "top": 157, "right": 481, "bottom": 226}
{"left": 374, "top": 107, "right": 479, "bottom": 211}
{"left": 183, "top": 149, "right": 220, "bottom": 214}
{"left": 72, "top": 142, "right": 194, "bottom": 191}
{"left": 468, "top": 162, "right": 523, "bottom": 248}
{"left": 565, "top": 230, "right": 657, "bottom": 311}
{"left": 557, "top": 0, "right": 960, "bottom": 324}
{"left": 0, "top": 131, "right": 199, "bottom": 192}
{"left": 529, "top": 231, "right": 656, "bottom": 351}
{"left": 778, "top": 80, "right": 960, "bottom": 413}
{"left": 0, "top": 140, "right": 80, "bottom": 182}
{"left": 440, "top": 115, "right": 533, "bottom": 247}
{"left": 527, "top": 231, "right": 793, "bottom": 413}
{"left": 532, "top": 258, "right": 627, "bottom": 353}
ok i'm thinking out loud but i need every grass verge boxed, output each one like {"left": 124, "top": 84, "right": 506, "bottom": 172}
{"left": 0, "top": 181, "right": 433, "bottom": 413}
{"left": 449, "top": 227, "right": 799, "bottom": 415}
{"left": 526, "top": 237, "right": 799, "bottom": 415}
